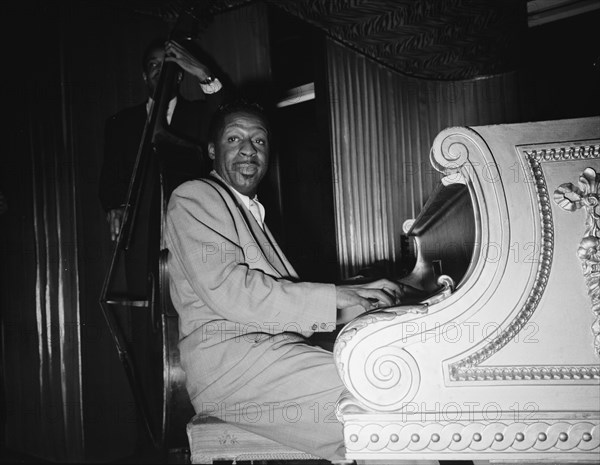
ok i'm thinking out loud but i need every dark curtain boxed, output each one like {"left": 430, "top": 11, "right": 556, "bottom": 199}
{"left": 67, "top": 3, "right": 169, "bottom": 462}
{"left": 1, "top": 1, "right": 272, "bottom": 462}
{"left": 2, "top": 1, "right": 85, "bottom": 462}
{"left": 326, "top": 38, "right": 530, "bottom": 278}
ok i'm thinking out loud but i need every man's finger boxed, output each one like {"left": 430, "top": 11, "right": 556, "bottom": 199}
{"left": 383, "top": 284, "right": 404, "bottom": 303}
{"left": 362, "top": 289, "right": 394, "bottom": 307}
{"left": 365, "top": 278, "right": 402, "bottom": 294}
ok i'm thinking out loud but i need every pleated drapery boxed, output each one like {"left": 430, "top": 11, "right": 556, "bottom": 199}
{"left": 326, "top": 38, "right": 526, "bottom": 278}
{"left": 1, "top": 1, "right": 272, "bottom": 462}
{"left": 2, "top": 2, "right": 84, "bottom": 461}
{"left": 26, "top": 89, "right": 84, "bottom": 461}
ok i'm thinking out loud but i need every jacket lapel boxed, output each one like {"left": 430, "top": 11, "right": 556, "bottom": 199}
{"left": 203, "top": 177, "right": 294, "bottom": 278}
{"left": 263, "top": 225, "right": 298, "bottom": 279}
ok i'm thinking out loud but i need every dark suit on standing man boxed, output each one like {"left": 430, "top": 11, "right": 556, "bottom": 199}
{"left": 98, "top": 93, "right": 223, "bottom": 298}
{"left": 98, "top": 37, "right": 227, "bottom": 300}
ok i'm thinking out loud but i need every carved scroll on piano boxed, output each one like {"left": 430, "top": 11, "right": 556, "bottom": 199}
{"left": 334, "top": 116, "right": 600, "bottom": 462}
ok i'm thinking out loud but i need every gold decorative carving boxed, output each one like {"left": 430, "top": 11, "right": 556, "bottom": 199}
{"left": 449, "top": 143, "right": 600, "bottom": 381}
{"left": 344, "top": 420, "right": 600, "bottom": 453}
{"left": 554, "top": 167, "right": 600, "bottom": 356}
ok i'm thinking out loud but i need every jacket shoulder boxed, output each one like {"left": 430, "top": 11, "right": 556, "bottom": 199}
{"left": 169, "top": 178, "right": 230, "bottom": 209}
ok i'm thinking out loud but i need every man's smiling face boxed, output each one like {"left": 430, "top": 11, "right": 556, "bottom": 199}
{"left": 208, "top": 111, "right": 269, "bottom": 198}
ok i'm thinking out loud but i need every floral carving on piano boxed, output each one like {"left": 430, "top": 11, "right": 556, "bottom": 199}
{"left": 553, "top": 167, "right": 600, "bottom": 356}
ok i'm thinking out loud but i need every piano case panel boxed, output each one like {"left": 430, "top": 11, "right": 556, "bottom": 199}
{"left": 334, "top": 116, "right": 600, "bottom": 463}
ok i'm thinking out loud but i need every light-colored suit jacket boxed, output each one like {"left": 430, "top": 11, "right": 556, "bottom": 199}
{"left": 165, "top": 176, "right": 337, "bottom": 407}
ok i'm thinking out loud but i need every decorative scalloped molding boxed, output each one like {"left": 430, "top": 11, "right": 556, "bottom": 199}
{"left": 449, "top": 142, "right": 600, "bottom": 382}
{"left": 343, "top": 420, "right": 599, "bottom": 453}
{"left": 523, "top": 142, "right": 600, "bottom": 163}
{"left": 448, "top": 364, "right": 600, "bottom": 382}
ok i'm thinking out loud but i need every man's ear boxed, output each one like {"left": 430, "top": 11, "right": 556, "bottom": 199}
{"left": 142, "top": 72, "right": 147, "bottom": 82}
{"left": 207, "top": 142, "right": 216, "bottom": 160}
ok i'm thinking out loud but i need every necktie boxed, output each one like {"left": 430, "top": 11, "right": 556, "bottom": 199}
{"left": 248, "top": 199, "right": 263, "bottom": 229}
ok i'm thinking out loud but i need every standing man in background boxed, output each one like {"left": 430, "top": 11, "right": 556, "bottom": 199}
{"left": 99, "top": 37, "right": 226, "bottom": 298}
{"left": 97, "top": 38, "right": 228, "bottom": 455}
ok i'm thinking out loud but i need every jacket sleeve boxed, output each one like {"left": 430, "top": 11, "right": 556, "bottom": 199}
{"left": 165, "top": 181, "right": 337, "bottom": 334}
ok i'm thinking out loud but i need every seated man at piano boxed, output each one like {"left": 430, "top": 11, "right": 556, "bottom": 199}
{"left": 165, "top": 100, "right": 410, "bottom": 460}
{"left": 99, "top": 36, "right": 225, "bottom": 298}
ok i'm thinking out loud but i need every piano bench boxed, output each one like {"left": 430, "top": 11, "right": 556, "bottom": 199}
{"left": 186, "top": 414, "right": 352, "bottom": 464}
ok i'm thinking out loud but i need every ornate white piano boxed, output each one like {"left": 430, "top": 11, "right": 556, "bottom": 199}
{"left": 334, "top": 116, "right": 600, "bottom": 463}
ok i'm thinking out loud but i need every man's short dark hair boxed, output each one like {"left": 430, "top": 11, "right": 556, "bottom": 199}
{"left": 142, "top": 37, "right": 166, "bottom": 70}
{"left": 207, "top": 100, "right": 270, "bottom": 145}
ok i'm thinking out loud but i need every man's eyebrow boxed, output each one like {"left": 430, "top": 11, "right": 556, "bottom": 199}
{"left": 224, "top": 123, "right": 268, "bottom": 132}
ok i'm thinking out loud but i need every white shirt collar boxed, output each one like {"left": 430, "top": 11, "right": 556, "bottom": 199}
{"left": 210, "top": 170, "right": 265, "bottom": 227}
{"left": 146, "top": 96, "right": 177, "bottom": 124}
